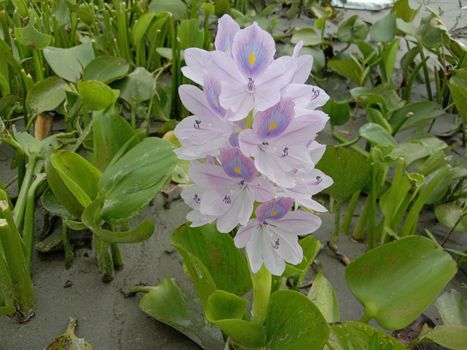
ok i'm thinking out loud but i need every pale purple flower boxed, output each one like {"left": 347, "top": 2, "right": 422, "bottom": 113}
{"left": 174, "top": 76, "right": 237, "bottom": 159}
{"left": 215, "top": 14, "right": 240, "bottom": 54}
{"left": 186, "top": 148, "right": 275, "bottom": 233}
{"left": 181, "top": 185, "right": 216, "bottom": 227}
{"left": 281, "top": 169, "right": 333, "bottom": 212}
{"left": 238, "top": 99, "right": 329, "bottom": 187}
{"left": 210, "top": 23, "right": 297, "bottom": 120}
{"left": 234, "top": 198, "right": 321, "bottom": 275}
{"left": 181, "top": 14, "right": 239, "bottom": 84}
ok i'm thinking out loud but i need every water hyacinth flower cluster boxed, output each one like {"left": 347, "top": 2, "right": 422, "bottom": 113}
{"left": 175, "top": 15, "right": 333, "bottom": 276}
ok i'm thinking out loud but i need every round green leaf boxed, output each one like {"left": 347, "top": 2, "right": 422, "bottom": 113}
{"left": 434, "top": 290, "right": 467, "bottom": 326}
{"left": 82, "top": 56, "right": 129, "bottom": 84}
{"left": 138, "top": 278, "right": 224, "bottom": 350}
{"left": 291, "top": 28, "right": 322, "bottom": 47}
{"left": 265, "top": 290, "right": 329, "bottom": 350}
{"left": 317, "top": 146, "right": 371, "bottom": 202}
{"left": 77, "top": 80, "right": 119, "bottom": 111}
{"left": 322, "top": 99, "right": 351, "bottom": 126}
{"left": 418, "top": 325, "right": 467, "bottom": 350}
{"left": 346, "top": 236, "right": 457, "bottom": 330}
{"left": 43, "top": 43, "right": 95, "bottom": 83}
{"left": 14, "top": 21, "right": 51, "bottom": 49}
{"left": 115, "top": 67, "right": 154, "bottom": 105}
{"left": 370, "top": 13, "right": 397, "bottom": 42}
{"left": 435, "top": 202, "right": 467, "bottom": 232}
{"left": 172, "top": 223, "right": 252, "bottom": 306}
{"left": 359, "top": 123, "right": 396, "bottom": 147}
{"left": 26, "top": 76, "right": 66, "bottom": 116}
{"left": 328, "top": 321, "right": 407, "bottom": 350}
{"left": 98, "top": 137, "right": 176, "bottom": 224}
{"left": 337, "top": 15, "right": 368, "bottom": 43}
{"left": 308, "top": 271, "right": 340, "bottom": 323}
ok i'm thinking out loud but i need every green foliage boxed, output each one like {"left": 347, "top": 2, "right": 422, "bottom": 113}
{"left": 307, "top": 271, "right": 340, "bottom": 323}
{"left": 265, "top": 290, "right": 330, "bottom": 350}
{"left": 346, "top": 236, "right": 457, "bottom": 330}
{"left": 26, "top": 76, "right": 67, "bottom": 116}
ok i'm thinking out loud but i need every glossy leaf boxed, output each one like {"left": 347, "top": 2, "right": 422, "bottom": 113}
{"left": 390, "top": 101, "right": 444, "bottom": 133}
{"left": 418, "top": 325, "right": 467, "bottom": 350}
{"left": 266, "top": 290, "right": 329, "bottom": 350}
{"left": 417, "top": 14, "right": 449, "bottom": 50}
{"left": 435, "top": 290, "right": 467, "bottom": 326}
{"left": 317, "top": 146, "right": 371, "bottom": 202}
{"left": 92, "top": 111, "right": 135, "bottom": 170}
{"left": 381, "top": 39, "right": 400, "bottom": 82}
{"left": 370, "top": 13, "right": 396, "bottom": 42}
{"left": 337, "top": 15, "right": 368, "bottom": 43}
{"left": 77, "top": 80, "right": 119, "bottom": 111}
{"left": 435, "top": 202, "right": 467, "bottom": 232}
{"left": 328, "top": 321, "right": 407, "bottom": 350}
{"left": 43, "top": 44, "right": 95, "bottom": 83}
{"left": 322, "top": 99, "right": 351, "bottom": 126}
{"left": 14, "top": 21, "right": 51, "bottom": 49}
{"left": 448, "top": 69, "right": 467, "bottom": 122}
{"left": 115, "top": 67, "right": 154, "bottom": 105}
{"left": 148, "top": 0, "right": 187, "bottom": 20}
{"left": 138, "top": 278, "right": 223, "bottom": 350}
{"left": 82, "top": 56, "right": 129, "bottom": 84}
{"left": 81, "top": 198, "right": 154, "bottom": 244}
{"left": 328, "top": 56, "right": 362, "bottom": 85}
{"left": 205, "top": 290, "right": 265, "bottom": 348}
{"left": 285, "top": 235, "right": 321, "bottom": 278}
{"left": 308, "top": 271, "right": 340, "bottom": 323}
{"left": 46, "top": 151, "right": 101, "bottom": 218}
{"left": 346, "top": 236, "right": 457, "bottom": 330}
{"left": 359, "top": 123, "right": 396, "bottom": 147}
{"left": 98, "top": 137, "right": 176, "bottom": 224}
{"left": 291, "top": 28, "right": 322, "bottom": 47}
{"left": 392, "top": 0, "right": 419, "bottom": 23}
{"left": 26, "top": 76, "right": 67, "bottom": 115}
{"left": 389, "top": 137, "right": 447, "bottom": 165}
{"left": 41, "top": 189, "right": 75, "bottom": 220}
{"left": 172, "top": 224, "right": 252, "bottom": 306}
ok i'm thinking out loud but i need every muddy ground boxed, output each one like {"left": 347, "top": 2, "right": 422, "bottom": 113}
{"left": 0, "top": 1, "right": 466, "bottom": 349}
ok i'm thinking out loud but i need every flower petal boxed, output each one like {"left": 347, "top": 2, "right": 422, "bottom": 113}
{"left": 248, "top": 176, "right": 276, "bottom": 202}
{"left": 253, "top": 100, "right": 295, "bottom": 139}
{"left": 178, "top": 85, "right": 218, "bottom": 120}
{"left": 182, "top": 48, "right": 211, "bottom": 85}
{"left": 235, "top": 219, "right": 259, "bottom": 248}
{"left": 232, "top": 22, "right": 275, "bottom": 78}
{"left": 215, "top": 14, "right": 240, "bottom": 54}
{"left": 271, "top": 210, "right": 321, "bottom": 236}
{"left": 219, "top": 147, "right": 256, "bottom": 182}
{"left": 261, "top": 230, "right": 286, "bottom": 275}
{"left": 246, "top": 230, "right": 264, "bottom": 273}
{"left": 256, "top": 198, "right": 294, "bottom": 223}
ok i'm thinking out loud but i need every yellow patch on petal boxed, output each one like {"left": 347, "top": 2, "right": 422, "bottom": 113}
{"left": 234, "top": 166, "right": 241, "bottom": 174}
{"left": 268, "top": 121, "right": 278, "bottom": 131}
{"left": 271, "top": 210, "right": 278, "bottom": 217}
{"left": 249, "top": 52, "right": 256, "bottom": 65}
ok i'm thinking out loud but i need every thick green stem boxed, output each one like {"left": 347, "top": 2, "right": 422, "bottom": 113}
{"left": 94, "top": 236, "right": 114, "bottom": 282}
{"left": 359, "top": 310, "right": 371, "bottom": 324}
{"left": 13, "top": 156, "right": 37, "bottom": 231}
{"left": 0, "top": 240, "right": 15, "bottom": 314}
{"left": 251, "top": 265, "right": 271, "bottom": 324}
{"left": 23, "top": 173, "right": 46, "bottom": 273}
{"left": 62, "top": 223, "right": 73, "bottom": 269}
{"left": 111, "top": 243, "right": 124, "bottom": 270}
{"left": 0, "top": 191, "right": 35, "bottom": 317}
{"left": 332, "top": 201, "right": 342, "bottom": 243}
{"left": 341, "top": 191, "right": 360, "bottom": 235}
{"left": 417, "top": 42, "right": 433, "bottom": 101}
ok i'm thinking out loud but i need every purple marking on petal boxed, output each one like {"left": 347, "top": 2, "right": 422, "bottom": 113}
{"left": 229, "top": 132, "right": 240, "bottom": 147}
{"left": 215, "top": 15, "right": 240, "bottom": 55}
{"left": 256, "top": 198, "right": 294, "bottom": 223}
{"left": 253, "top": 100, "right": 295, "bottom": 139}
{"left": 203, "top": 74, "right": 225, "bottom": 117}
{"left": 219, "top": 147, "right": 256, "bottom": 182}
{"left": 232, "top": 23, "right": 275, "bottom": 78}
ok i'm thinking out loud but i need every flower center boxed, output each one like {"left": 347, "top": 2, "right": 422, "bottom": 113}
{"left": 249, "top": 52, "right": 256, "bottom": 65}
{"left": 234, "top": 166, "right": 241, "bottom": 174}
{"left": 247, "top": 78, "right": 255, "bottom": 93}
{"left": 268, "top": 121, "right": 277, "bottom": 131}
